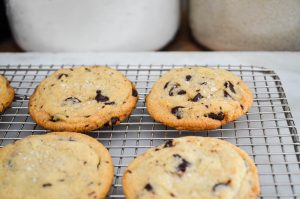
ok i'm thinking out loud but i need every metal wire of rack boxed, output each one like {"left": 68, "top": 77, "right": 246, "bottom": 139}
{"left": 0, "top": 64, "right": 300, "bottom": 199}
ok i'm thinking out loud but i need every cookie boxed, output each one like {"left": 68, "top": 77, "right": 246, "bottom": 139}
{"left": 0, "top": 74, "right": 14, "bottom": 113}
{"left": 29, "top": 66, "right": 138, "bottom": 132}
{"left": 0, "top": 132, "right": 114, "bottom": 199}
{"left": 123, "top": 136, "right": 260, "bottom": 199}
{"left": 146, "top": 67, "right": 253, "bottom": 130}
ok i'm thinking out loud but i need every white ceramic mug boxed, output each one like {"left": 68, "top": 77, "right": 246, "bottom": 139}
{"left": 6, "top": 0, "right": 180, "bottom": 52}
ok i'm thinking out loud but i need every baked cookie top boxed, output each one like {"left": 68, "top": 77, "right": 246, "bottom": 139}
{"left": 0, "top": 132, "right": 114, "bottom": 199}
{"left": 123, "top": 136, "right": 260, "bottom": 199}
{"left": 146, "top": 67, "right": 253, "bottom": 130}
{"left": 0, "top": 75, "right": 14, "bottom": 113}
{"left": 29, "top": 66, "right": 138, "bottom": 132}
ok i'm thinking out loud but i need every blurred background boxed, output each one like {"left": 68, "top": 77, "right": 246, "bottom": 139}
{"left": 0, "top": 0, "right": 299, "bottom": 52}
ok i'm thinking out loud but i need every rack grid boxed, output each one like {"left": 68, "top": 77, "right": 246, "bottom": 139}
{"left": 0, "top": 64, "right": 300, "bottom": 199}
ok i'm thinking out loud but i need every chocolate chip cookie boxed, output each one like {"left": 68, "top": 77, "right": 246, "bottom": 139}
{"left": 146, "top": 67, "right": 253, "bottom": 130}
{"left": 0, "top": 132, "right": 114, "bottom": 199}
{"left": 123, "top": 136, "right": 260, "bottom": 199}
{"left": 29, "top": 66, "right": 138, "bottom": 132}
{"left": 0, "top": 74, "right": 14, "bottom": 113}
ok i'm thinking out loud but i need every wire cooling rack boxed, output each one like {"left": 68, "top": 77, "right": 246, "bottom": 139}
{"left": 0, "top": 64, "right": 300, "bottom": 199}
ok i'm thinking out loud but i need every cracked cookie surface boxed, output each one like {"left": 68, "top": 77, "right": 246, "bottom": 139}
{"left": 123, "top": 136, "right": 260, "bottom": 199}
{"left": 29, "top": 66, "right": 138, "bottom": 132}
{"left": 0, "top": 75, "right": 14, "bottom": 113}
{"left": 0, "top": 132, "right": 114, "bottom": 199}
{"left": 146, "top": 67, "right": 253, "bottom": 130}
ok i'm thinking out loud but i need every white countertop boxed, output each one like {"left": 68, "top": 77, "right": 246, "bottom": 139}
{"left": 0, "top": 52, "right": 299, "bottom": 131}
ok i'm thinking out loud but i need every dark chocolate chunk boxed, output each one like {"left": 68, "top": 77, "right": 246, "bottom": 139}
{"left": 127, "top": 170, "right": 132, "bottom": 174}
{"left": 207, "top": 112, "right": 225, "bottom": 121}
{"left": 58, "top": 73, "right": 68, "bottom": 79}
{"left": 173, "top": 154, "right": 190, "bottom": 173}
{"left": 164, "top": 140, "right": 174, "bottom": 148}
{"left": 224, "top": 81, "right": 235, "bottom": 93}
{"left": 191, "top": 93, "right": 203, "bottom": 102}
{"left": 42, "top": 183, "right": 52, "bottom": 187}
{"left": 64, "top": 97, "right": 81, "bottom": 104}
{"left": 104, "top": 101, "right": 115, "bottom": 105}
{"left": 224, "top": 90, "right": 231, "bottom": 98}
{"left": 171, "top": 106, "right": 184, "bottom": 119}
{"left": 205, "top": 105, "right": 209, "bottom": 108}
{"left": 164, "top": 81, "right": 170, "bottom": 89}
{"left": 169, "top": 83, "right": 180, "bottom": 96}
{"left": 144, "top": 183, "right": 153, "bottom": 192}
{"left": 240, "top": 104, "right": 244, "bottom": 110}
{"left": 212, "top": 180, "right": 231, "bottom": 192}
{"left": 177, "top": 90, "right": 186, "bottom": 95}
{"left": 95, "top": 90, "right": 109, "bottom": 102}
{"left": 154, "top": 148, "right": 160, "bottom": 151}
{"left": 97, "top": 159, "right": 101, "bottom": 169}
{"left": 110, "top": 117, "right": 119, "bottom": 126}
{"left": 185, "top": 75, "right": 192, "bottom": 81}
{"left": 132, "top": 88, "right": 138, "bottom": 97}
{"left": 170, "top": 193, "right": 175, "bottom": 197}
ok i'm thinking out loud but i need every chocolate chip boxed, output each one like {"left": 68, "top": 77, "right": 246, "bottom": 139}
{"left": 173, "top": 154, "right": 191, "bottom": 173}
{"left": 83, "top": 161, "right": 87, "bottom": 165}
{"left": 177, "top": 90, "right": 186, "bottom": 95}
{"left": 85, "top": 68, "right": 91, "bottom": 72}
{"left": 224, "top": 81, "right": 235, "bottom": 93}
{"left": 206, "top": 112, "right": 225, "bottom": 121}
{"left": 164, "top": 140, "right": 174, "bottom": 148}
{"left": 200, "top": 82, "right": 207, "bottom": 85}
{"left": 205, "top": 105, "right": 209, "bottom": 108}
{"left": 154, "top": 148, "right": 160, "bottom": 151}
{"left": 132, "top": 88, "right": 138, "bottom": 97}
{"left": 58, "top": 73, "right": 68, "bottom": 79}
{"left": 240, "top": 104, "right": 244, "bottom": 110}
{"left": 170, "top": 193, "right": 175, "bottom": 197}
{"left": 97, "top": 159, "right": 101, "bottom": 169}
{"left": 58, "top": 179, "right": 65, "bottom": 182}
{"left": 42, "top": 183, "right": 52, "bottom": 187}
{"left": 127, "top": 170, "right": 132, "bottom": 174}
{"left": 191, "top": 93, "right": 203, "bottom": 102}
{"left": 178, "top": 160, "right": 190, "bottom": 172}
{"left": 95, "top": 90, "right": 109, "bottom": 102}
{"left": 144, "top": 183, "right": 153, "bottom": 192}
{"left": 110, "top": 117, "right": 119, "bottom": 126}
{"left": 104, "top": 101, "right": 115, "bottom": 105}
{"left": 169, "top": 83, "right": 180, "bottom": 96}
{"left": 212, "top": 180, "right": 231, "bottom": 192}
{"left": 64, "top": 97, "right": 81, "bottom": 104}
{"left": 85, "top": 115, "right": 91, "bottom": 118}
{"left": 224, "top": 90, "right": 231, "bottom": 98}
{"left": 171, "top": 106, "right": 184, "bottom": 119}
{"left": 164, "top": 81, "right": 170, "bottom": 89}
{"left": 185, "top": 75, "right": 192, "bottom": 81}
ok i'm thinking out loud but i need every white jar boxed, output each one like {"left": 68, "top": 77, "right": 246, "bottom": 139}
{"left": 189, "top": 0, "right": 300, "bottom": 51}
{"left": 6, "top": 0, "right": 180, "bottom": 52}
